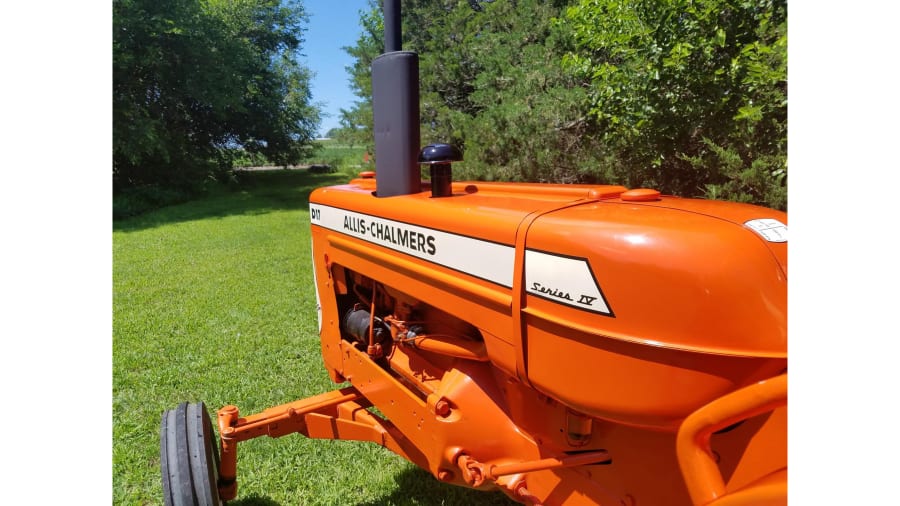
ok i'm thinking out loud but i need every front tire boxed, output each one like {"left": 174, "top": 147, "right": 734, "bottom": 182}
{"left": 161, "top": 402, "right": 223, "bottom": 506}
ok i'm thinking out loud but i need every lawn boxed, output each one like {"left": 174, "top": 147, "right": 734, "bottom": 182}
{"left": 112, "top": 169, "right": 517, "bottom": 505}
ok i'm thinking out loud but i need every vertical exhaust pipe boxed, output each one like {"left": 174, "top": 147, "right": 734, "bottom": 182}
{"left": 372, "top": 0, "right": 421, "bottom": 197}
{"left": 383, "top": 0, "right": 402, "bottom": 53}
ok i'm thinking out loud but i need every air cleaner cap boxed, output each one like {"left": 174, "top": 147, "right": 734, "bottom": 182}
{"left": 418, "top": 143, "right": 462, "bottom": 164}
{"left": 418, "top": 143, "right": 461, "bottom": 198}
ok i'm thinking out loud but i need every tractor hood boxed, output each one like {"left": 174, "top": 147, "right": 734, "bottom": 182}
{"left": 523, "top": 192, "right": 787, "bottom": 358}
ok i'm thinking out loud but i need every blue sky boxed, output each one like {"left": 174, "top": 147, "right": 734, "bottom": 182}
{"left": 300, "top": 0, "right": 373, "bottom": 137}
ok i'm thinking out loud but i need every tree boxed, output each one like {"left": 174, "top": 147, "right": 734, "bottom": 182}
{"left": 113, "top": 0, "right": 321, "bottom": 190}
{"left": 339, "top": 0, "right": 786, "bottom": 210}
{"left": 339, "top": 0, "right": 601, "bottom": 183}
{"left": 413, "top": 0, "right": 602, "bottom": 184}
{"left": 563, "top": 0, "right": 787, "bottom": 209}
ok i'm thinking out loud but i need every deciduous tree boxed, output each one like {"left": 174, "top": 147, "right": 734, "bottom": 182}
{"left": 564, "top": 0, "right": 787, "bottom": 208}
{"left": 113, "top": 0, "right": 321, "bottom": 189}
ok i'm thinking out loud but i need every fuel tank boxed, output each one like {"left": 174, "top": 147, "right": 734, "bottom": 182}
{"left": 309, "top": 178, "right": 786, "bottom": 429}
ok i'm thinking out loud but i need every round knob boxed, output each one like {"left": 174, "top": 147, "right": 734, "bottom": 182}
{"left": 418, "top": 143, "right": 462, "bottom": 164}
{"left": 418, "top": 143, "right": 461, "bottom": 198}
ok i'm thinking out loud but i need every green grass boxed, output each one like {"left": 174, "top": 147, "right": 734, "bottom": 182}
{"left": 113, "top": 170, "right": 517, "bottom": 505}
{"left": 301, "top": 139, "right": 372, "bottom": 179}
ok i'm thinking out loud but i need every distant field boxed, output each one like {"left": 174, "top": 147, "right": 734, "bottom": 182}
{"left": 112, "top": 170, "right": 516, "bottom": 505}
{"left": 232, "top": 139, "right": 371, "bottom": 178}
{"left": 304, "top": 139, "right": 371, "bottom": 171}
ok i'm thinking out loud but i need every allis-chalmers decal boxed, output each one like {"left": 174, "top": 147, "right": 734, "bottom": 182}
{"left": 342, "top": 214, "right": 437, "bottom": 255}
{"left": 311, "top": 204, "right": 613, "bottom": 315}
{"left": 310, "top": 203, "right": 516, "bottom": 288}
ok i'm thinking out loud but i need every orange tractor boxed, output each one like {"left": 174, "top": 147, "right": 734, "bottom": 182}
{"left": 160, "top": 2, "right": 787, "bottom": 504}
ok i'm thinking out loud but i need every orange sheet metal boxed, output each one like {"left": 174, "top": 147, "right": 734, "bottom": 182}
{"left": 677, "top": 374, "right": 787, "bottom": 505}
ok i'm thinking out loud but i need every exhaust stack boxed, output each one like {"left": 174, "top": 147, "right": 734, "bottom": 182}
{"left": 372, "top": 0, "right": 421, "bottom": 197}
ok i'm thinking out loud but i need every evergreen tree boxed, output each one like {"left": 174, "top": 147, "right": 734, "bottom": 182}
{"left": 337, "top": 0, "right": 787, "bottom": 209}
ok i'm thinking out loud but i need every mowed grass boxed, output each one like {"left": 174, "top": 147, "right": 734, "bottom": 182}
{"left": 113, "top": 170, "right": 517, "bottom": 505}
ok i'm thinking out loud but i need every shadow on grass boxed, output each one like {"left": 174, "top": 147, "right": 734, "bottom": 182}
{"left": 114, "top": 170, "right": 350, "bottom": 233}
{"left": 230, "top": 494, "right": 282, "bottom": 506}
{"left": 219, "top": 467, "right": 518, "bottom": 506}
{"left": 357, "top": 466, "right": 520, "bottom": 506}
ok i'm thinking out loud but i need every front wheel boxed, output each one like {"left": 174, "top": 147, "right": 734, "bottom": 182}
{"left": 161, "top": 402, "right": 223, "bottom": 506}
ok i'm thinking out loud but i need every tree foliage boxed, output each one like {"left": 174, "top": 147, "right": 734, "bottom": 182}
{"left": 336, "top": 0, "right": 603, "bottom": 183}
{"left": 335, "top": 0, "right": 787, "bottom": 209}
{"left": 113, "top": 0, "right": 321, "bottom": 190}
{"left": 564, "top": 0, "right": 787, "bottom": 208}
{"left": 411, "top": 0, "right": 601, "bottom": 184}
